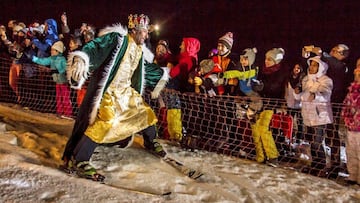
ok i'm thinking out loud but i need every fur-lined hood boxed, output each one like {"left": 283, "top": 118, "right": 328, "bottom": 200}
{"left": 307, "top": 56, "right": 328, "bottom": 79}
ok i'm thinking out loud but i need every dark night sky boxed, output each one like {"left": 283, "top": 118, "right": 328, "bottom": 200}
{"left": 1, "top": 0, "right": 360, "bottom": 68}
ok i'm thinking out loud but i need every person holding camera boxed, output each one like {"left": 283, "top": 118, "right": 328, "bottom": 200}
{"left": 302, "top": 44, "right": 350, "bottom": 103}
{"left": 294, "top": 56, "right": 333, "bottom": 173}
{"left": 303, "top": 44, "right": 350, "bottom": 176}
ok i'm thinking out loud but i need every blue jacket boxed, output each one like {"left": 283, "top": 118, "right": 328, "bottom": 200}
{"left": 32, "top": 54, "right": 67, "bottom": 84}
{"left": 32, "top": 19, "right": 59, "bottom": 57}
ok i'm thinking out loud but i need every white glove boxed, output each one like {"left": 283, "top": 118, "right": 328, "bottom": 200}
{"left": 151, "top": 89, "right": 161, "bottom": 99}
{"left": 216, "top": 78, "right": 224, "bottom": 86}
{"left": 66, "top": 53, "right": 89, "bottom": 89}
{"left": 70, "top": 56, "right": 86, "bottom": 82}
{"left": 151, "top": 79, "right": 167, "bottom": 99}
{"left": 207, "top": 89, "right": 216, "bottom": 97}
{"left": 151, "top": 67, "right": 170, "bottom": 99}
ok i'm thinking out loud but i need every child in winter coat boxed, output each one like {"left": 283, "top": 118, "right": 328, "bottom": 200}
{"left": 294, "top": 56, "right": 333, "bottom": 169}
{"left": 190, "top": 59, "right": 221, "bottom": 97}
{"left": 166, "top": 37, "right": 200, "bottom": 142}
{"left": 285, "top": 63, "right": 306, "bottom": 145}
{"left": 238, "top": 48, "right": 259, "bottom": 96}
{"left": 212, "top": 32, "right": 238, "bottom": 95}
{"left": 341, "top": 59, "right": 360, "bottom": 185}
{"left": 32, "top": 41, "right": 72, "bottom": 117}
{"left": 256, "top": 48, "right": 288, "bottom": 99}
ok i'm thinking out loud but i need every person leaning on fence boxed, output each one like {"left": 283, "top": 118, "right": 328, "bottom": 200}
{"left": 213, "top": 32, "right": 238, "bottom": 96}
{"left": 11, "top": 27, "right": 38, "bottom": 103}
{"left": 1, "top": 25, "right": 27, "bottom": 103}
{"left": 285, "top": 62, "right": 306, "bottom": 145}
{"left": 341, "top": 60, "right": 360, "bottom": 186}
{"left": 256, "top": 47, "right": 289, "bottom": 99}
{"left": 189, "top": 59, "right": 220, "bottom": 97}
{"left": 165, "top": 37, "right": 200, "bottom": 142}
{"left": 237, "top": 47, "right": 259, "bottom": 96}
{"left": 60, "top": 14, "right": 169, "bottom": 181}
{"left": 250, "top": 48, "right": 289, "bottom": 167}
{"left": 145, "top": 39, "right": 174, "bottom": 139}
{"left": 32, "top": 41, "right": 73, "bottom": 117}
{"left": 303, "top": 44, "right": 351, "bottom": 177}
{"left": 294, "top": 56, "right": 333, "bottom": 173}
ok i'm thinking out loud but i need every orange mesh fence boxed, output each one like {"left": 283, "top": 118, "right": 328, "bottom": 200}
{"left": 145, "top": 89, "right": 347, "bottom": 180}
{"left": 0, "top": 57, "right": 347, "bottom": 181}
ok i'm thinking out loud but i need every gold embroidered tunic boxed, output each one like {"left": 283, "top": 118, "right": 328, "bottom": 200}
{"left": 84, "top": 36, "right": 157, "bottom": 143}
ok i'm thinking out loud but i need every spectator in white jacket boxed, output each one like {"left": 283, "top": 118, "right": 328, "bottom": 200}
{"left": 294, "top": 56, "right": 333, "bottom": 172}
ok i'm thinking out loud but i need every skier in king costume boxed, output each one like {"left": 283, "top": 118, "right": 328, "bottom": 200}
{"left": 61, "top": 14, "right": 169, "bottom": 181}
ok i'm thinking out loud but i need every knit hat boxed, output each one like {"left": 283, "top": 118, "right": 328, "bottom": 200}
{"left": 199, "top": 59, "right": 214, "bottom": 74}
{"left": 240, "top": 47, "right": 257, "bottom": 66}
{"left": 51, "top": 41, "right": 65, "bottom": 53}
{"left": 218, "top": 32, "right": 233, "bottom": 50}
{"left": 266, "top": 48, "right": 285, "bottom": 64}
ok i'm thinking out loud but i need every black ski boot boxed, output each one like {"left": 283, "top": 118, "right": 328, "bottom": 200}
{"left": 145, "top": 141, "right": 167, "bottom": 158}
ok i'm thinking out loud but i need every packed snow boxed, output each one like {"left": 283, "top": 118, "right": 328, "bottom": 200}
{"left": 0, "top": 103, "right": 359, "bottom": 202}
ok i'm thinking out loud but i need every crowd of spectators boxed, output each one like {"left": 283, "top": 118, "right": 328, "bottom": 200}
{"left": 0, "top": 13, "right": 359, "bottom": 185}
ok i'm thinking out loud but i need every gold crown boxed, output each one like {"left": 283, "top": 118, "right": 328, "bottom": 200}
{"left": 128, "top": 14, "right": 150, "bottom": 30}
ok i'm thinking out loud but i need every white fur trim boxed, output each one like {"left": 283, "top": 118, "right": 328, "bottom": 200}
{"left": 98, "top": 23, "right": 127, "bottom": 37}
{"left": 66, "top": 51, "right": 90, "bottom": 89}
{"left": 136, "top": 45, "right": 153, "bottom": 95}
{"left": 139, "top": 56, "right": 146, "bottom": 95}
{"left": 139, "top": 45, "right": 154, "bottom": 95}
{"left": 142, "top": 45, "right": 154, "bottom": 63}
{"left": 151, "top": 67, "right": 170, "bottom": 99}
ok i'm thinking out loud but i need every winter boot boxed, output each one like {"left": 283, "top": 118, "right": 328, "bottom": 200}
{"left": 74, "top": 161, "right": 105, "bottom": 182}
{"left": 145, "top": 140, "right": 167, "bottom": 158}
{"left": 267, "top": 158, "right": 279, "bottom": 167}
{"left": 322, "top": 139, "right": 332, "bottom": 169}
{"left": 59, "top": 157, "right": 76, "bottom": 174}
{"left": 297, "top": 141, "right": 312, "bottom": 167}
{"left": 60, "top": 157, "right": 105, "bottom": 182}
{"left": 338, "top": 145, "right": 349, "bottom": 177}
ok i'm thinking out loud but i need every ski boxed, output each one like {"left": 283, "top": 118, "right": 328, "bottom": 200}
{"left": 102, "top": 182, "right": 172, "bottom": 197}
{"left": 143, "top": 144, "right": 204, "bottom": 180}
{"left": 142, "top": 142, "right": 204, "bottom": 180}
{"left": 59, "top": 166, "right": 172, "bottom": 196}
{"left": 161, "top": 156, "right": 204, "bottom": 180}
